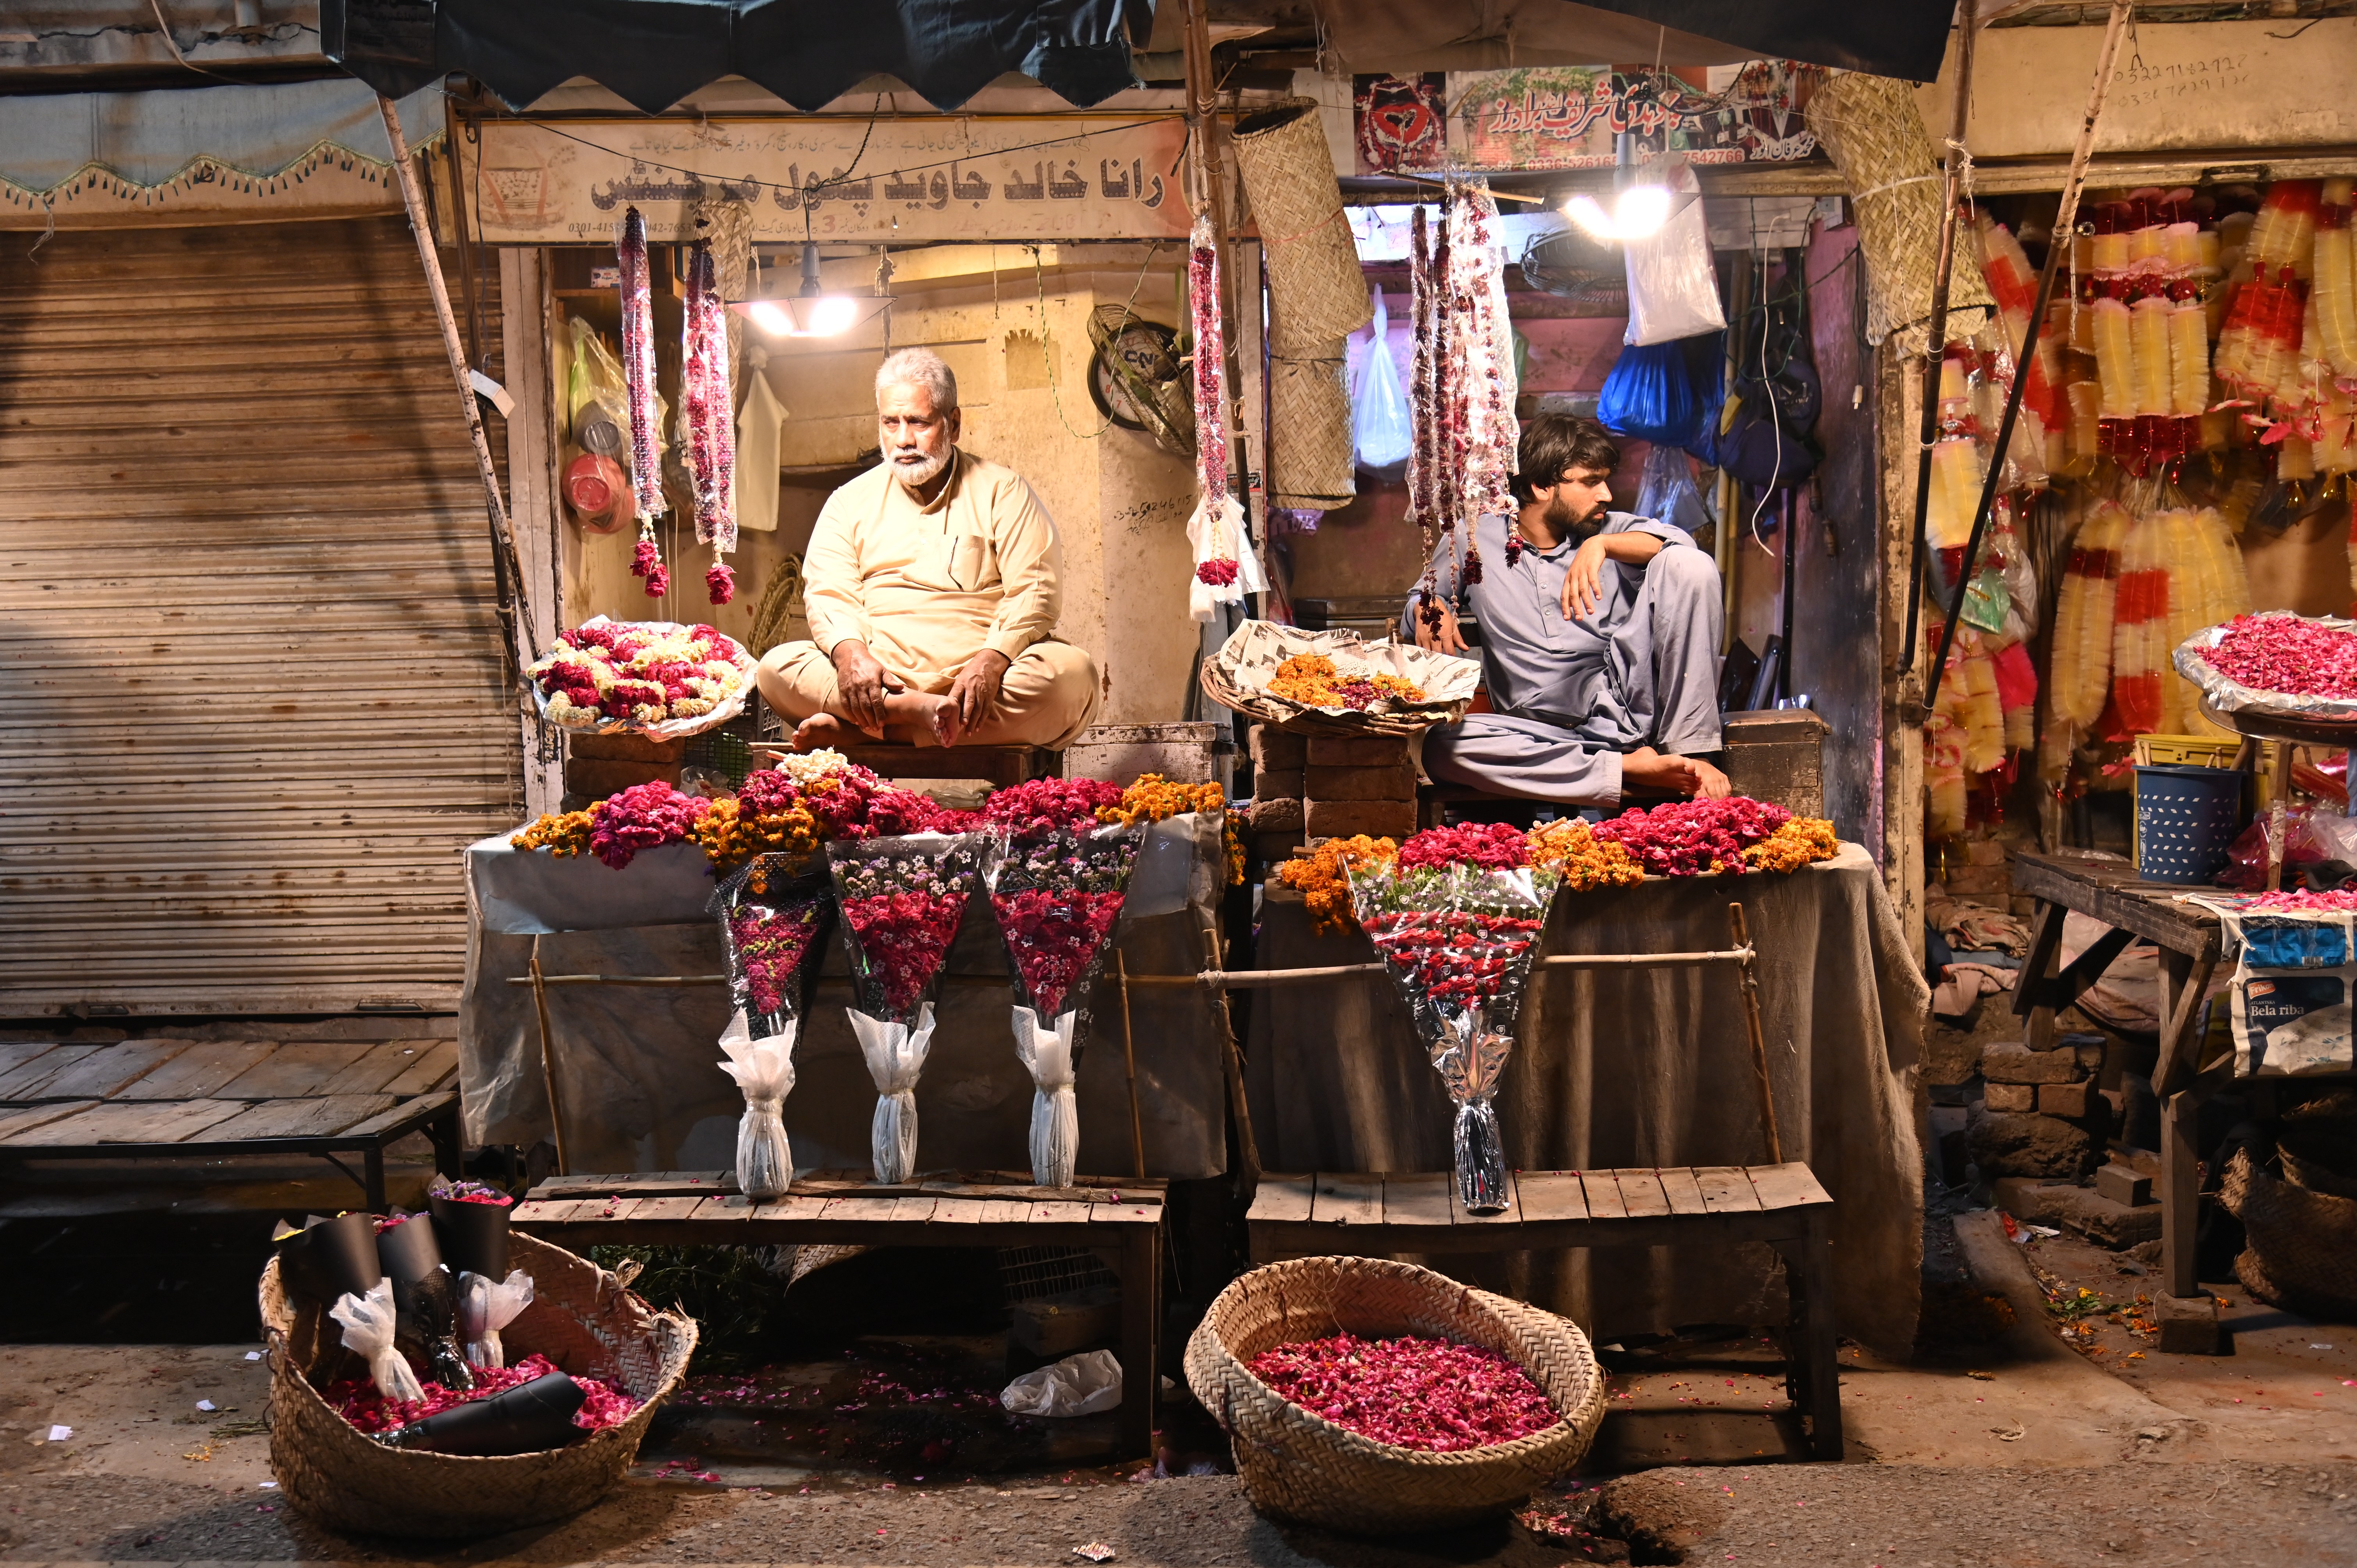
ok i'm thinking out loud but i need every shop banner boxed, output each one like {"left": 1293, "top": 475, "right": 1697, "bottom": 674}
{"left": 1447, "top": 62, "right": 1821, "bottom": 171}
{"left": 463, "top": 115, "right": 1195, "bottom": 244}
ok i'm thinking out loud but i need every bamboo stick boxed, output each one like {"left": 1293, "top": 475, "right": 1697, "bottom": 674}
{"left": 1728, "top": 903, "right": 1783, "bottom": 1164}
{"left": 1115, "top": 950, "right": 1147, "bottom": 1180}
{"left": 528, "top": 946, "right": 570, "bottom": 1176}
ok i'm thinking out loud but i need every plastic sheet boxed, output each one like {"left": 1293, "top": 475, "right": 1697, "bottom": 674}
{"left": 1597, "top": 341, "right": 1700, "bottom": 447}
{"left": 714, "top": 853, "right": 837, "bottom": 1039}
{"left": 331, "top": 1278, "right": 426, "bottom": 1405}
{"left": 717, "top": 1006, "right": 796, "bottom": 1201}
{"left": 1001, "top": 1349, "right": 1122, "bottom": 1417}
{"left": 455, "top": 1269, "right": 534, "bottom": 1370}
{"left": 2177, "top": 612, "right": 2357, "bottom": 724}
{"left": 1621, "top": 160, "right": 1724, "bottom": 346}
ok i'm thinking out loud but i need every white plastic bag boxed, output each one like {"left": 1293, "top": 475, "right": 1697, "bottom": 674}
{"left": 717, "top": 1006, "right": 797, "bottom": 1201}
{"left": 330, "top": 1277, "right": 426, "bottom": 1403}
{"left": 1351, "top": 286, "right": 1412, "bottom": 472}
{"left": 1001, "top": 1349, "right": 1123, "bottom": 1417}
{"left": 1622, "top": 159, "right": 1725, "bottom": 346}
{"left": 848, "top": 1001, "right": 937, "bottom": 1184}
{"left": 456, "top": 1269, "right": 535, "bottom": 1370}
{"left": 1011, "top": 1005, "right": 1080, "bottom": 1188}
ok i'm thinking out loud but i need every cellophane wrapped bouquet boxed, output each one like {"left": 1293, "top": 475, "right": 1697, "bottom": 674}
{"left": 827, "top": 831, "right": 988, "bottom": 1183}
{"left": 980, "top": 780, "right": 1141, "bottom": 1187}
{"left": 711, "top": 851, "right": 834, "bottom": 1199}
{"left": 1345, "top": 824, "right": 1562, "bottom": 1214}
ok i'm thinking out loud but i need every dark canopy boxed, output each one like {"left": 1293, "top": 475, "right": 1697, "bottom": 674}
{"left": 1569, "top": 0, "right": 1956, "bottom": 81}
{"left": 322, "top": 0, "right": 1148, "bottom": 115}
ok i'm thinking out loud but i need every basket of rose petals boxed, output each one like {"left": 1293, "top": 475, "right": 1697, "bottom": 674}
{"left": 1185, "top": 1256, "right": 1606, "bottom": 1533}
{"left": 260, "top": 1229, "right": 694, "bottom": 1538}
{"left": 2177, "top": 612, "right": 2357, "bottom": 728}
{"left": 528, "top": 616, "right": 755, "bottom": 739}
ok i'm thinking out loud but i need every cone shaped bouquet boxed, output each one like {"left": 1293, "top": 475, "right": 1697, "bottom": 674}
{"left": 827, "top": 831, "right": 989, "bottom": 1183}
{"left": 1345, "top": 825, "right": 1562, "bottom": 1213}
{"left": 712, "top": 851, "right": 836, "bottom": 1037}
{"left": 979, "top": 780, "right": 1143, "bottom": 1186}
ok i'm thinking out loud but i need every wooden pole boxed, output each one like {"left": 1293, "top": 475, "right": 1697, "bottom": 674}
{"left": 376, "top": 95, "right": 537, "bottom": 673}
{"left": 528, "top": 946, "right": 571, "bottom": 1176}
{"left": 1202, "top": 918, "right": 1263, "bottom": 1199}
{"left": 1115, "top": 950, "right": 1147, "bottom": 1180}
{"left": 1728, "top": 902, "right": 1783, "bottom": 1164}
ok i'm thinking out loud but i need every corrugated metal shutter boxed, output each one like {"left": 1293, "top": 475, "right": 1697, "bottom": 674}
{"left": 0, "top": 217, "right": 523, "bottom": 1016}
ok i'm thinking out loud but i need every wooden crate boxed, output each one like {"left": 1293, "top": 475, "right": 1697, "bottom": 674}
{"left": 1062, "top": 722, "right": 1222, "bottom": 786}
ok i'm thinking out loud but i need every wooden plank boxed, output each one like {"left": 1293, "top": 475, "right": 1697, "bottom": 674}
{"left": 339, "top": 1090, "right": 456, "bottom": 1138}
{"left": 9, "top": 1098, "right": 245, "bottom": 1147}
{"left": 0, "top": 1043, "right": 64, "bottom": 1082}
{"left": 747, "top": 1194, "right": 832, "bottom": 1222}
{"left": 1744, "top": 1163, "right": 1831, "bottom": 1210}
{"left": 1513, "top": 1171, "right": 1590, "bottom": 1224}
{"left": 317, "top": 1038, "right": 429, "bottom": 1096}
{"left": 688, "top": 1195, "right": 754, "bottom": 1229}
{"left": 629, "top": 1195, "right": 707, "bottom": 1223}
{"left": 1026, "top": 1199, "right": 1095, "bottom": 1225}
{"left": 1579, "top": 1170, "right": 1629, "bottom": 1220}
{"left": 1310, "top": 1174, "right": 1384, "bottom": 1229}
{"left": 1451, "top": 1173, "right": 1522, "bottom": 1226}
{"left": 820, "top": 1195, "right": 903, "bottom": 1223}
{"left": 930, "top": 1195, "right": 986, "bottom": 1224}
{"left": 1613, "top": 1169, "right": 1673, "bottom": 1218}
{"left": 2009, "top": 852, "right": 2221, "bottom": 962}
{"left": 511, "top": 1197, "right": 590, "bottom": 1226}
{"left": 886, "top": 1195, "right": 940, "bottom": 1224}
{"left": 1380, "top": 1172, "right": 1456, "bottom": 1227}
{"left": 212, "top": 1042, "right": 372, "bottom": 1100}
{"left": 974, "top": 1199, "right": 1032, "bottom": 1225}
{"left": 1248, "top": 1174, "right": 1316, "bottom": 1225}
{"left": 0, "top": 1099, "right": 101, "bottom": 1141}
{"left": 0, "top": 1044, "right": 101, "bottom": 1099}
{"left": 194, "top": 1095, "right": 399, "bottom": 1142}
{"left": 1657, "top": 1167, "right": 1709, "bottom": 1215}
{"left": 1695, "top": 1166, "right": 1764, "bottom": 1213}
{"left": 24, "top": 1040, "right": 194, "bottom": 1101}
{"left": 109, "top": 1040, "right": 274, "bottom": 1100}
{"left": 378, "top": 1039, "right": 459, "bottom": 1096}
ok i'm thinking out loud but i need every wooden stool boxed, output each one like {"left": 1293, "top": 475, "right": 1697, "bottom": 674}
{"left": 813, "top": 743, "right": 1054, "bottom": 788}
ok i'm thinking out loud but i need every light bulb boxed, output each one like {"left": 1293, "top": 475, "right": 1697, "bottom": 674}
{"left": 804, "top": 295, "right": 860, "bottom": 337}
{"left": 746, "top": 300, "right": 794, "bottom": 337}
{"left": 1562, "top": 185, "right": 1677, "bottom": 242}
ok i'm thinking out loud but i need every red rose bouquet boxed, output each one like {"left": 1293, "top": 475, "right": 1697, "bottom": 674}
{"left": 1348, "top": 825, "right": 1562, "bottom": 1214}
{"left": 982, "top": 818, "right": 1144, "bottom": 1187}
{"left": 712, "top": 851, "right": 835, "bottom": 1034}
{"left": 827, "top": 830, "right": 988, "bottom": 1183}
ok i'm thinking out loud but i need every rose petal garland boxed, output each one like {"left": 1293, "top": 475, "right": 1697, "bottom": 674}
{"left": 1246, "top": 1332, "right": 1557, "bottom": 1452}
{"left": 1184, "top": 213, "right": 1258, "bottom": 621}
{"left": 681, "top": 239, "right": 739, "bottom": 607}
{"left": 329, "top": 1352, "right": 636, "bottom": 1438}
{"left": 527, "top": 618, "right": 752, "bottom": 731}
{"left": 1592, "top": 797, "right": 1797, "bottom": 877}
{"left": 617, "top": 206, "right": 667, "bottom": 595}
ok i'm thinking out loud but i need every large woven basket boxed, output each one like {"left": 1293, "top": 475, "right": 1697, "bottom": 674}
{"left": 2219, "top": 1148, "right": 2357, "bottom": 1318}
{"left": 1232, "top": 100, "right": 1373, "bottom": 354}
{"left": 259, "top": 1231, "right": 696, "bottom": 1539}
{"left": 1184, "top": 1257, "right": 1608, "bottom": 1533}
{"left": 1269, "top": 335, "right": 1355, "bottom": 510}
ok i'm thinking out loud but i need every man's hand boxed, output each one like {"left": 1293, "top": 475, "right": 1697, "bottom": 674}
{"left": 942, "top": 649, "right": 1011, "bottom": 745}
{"left": 1412, "top": 600, "right": 1470, "bottom": 655}
{"left": 1560, "top": 537, "right": 1610, "bottom": 621}
{"left": 1621, "top": 747, "right": 1732, "bottom": 799}
{"left": 829, "top": 640, "right": 903, "bottom": 736}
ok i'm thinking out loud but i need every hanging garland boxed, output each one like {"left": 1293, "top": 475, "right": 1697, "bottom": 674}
{"left": 617, "top": 206, "right": 669, "bottom": 599}
{"left": 681, "top": 238, "right": 739, "bottom": 606}
{"left": 1186, "top": 212, "right": 1258, "bottom": 622}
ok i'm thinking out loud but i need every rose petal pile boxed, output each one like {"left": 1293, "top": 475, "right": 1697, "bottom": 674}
{"left": 1246, "top": 1332, "right": 1557, "bottom": 1452}
{"left": 2244, "top": 887, "right": 2357, "bottom": 912}
{"left": 329, "top": 1352, "right": 638, "bottom": 1437}
{"left": 2201, "top": 613, "right": 2357, "bottom": 699}
{"left": 1593, "top": 797, "right": 1796, "bottom": 877}
{"left": 983, "top": 777, "right": 1126, "bottom": 840}
{"left": 530, "top": 620, "right": 753, "bottom": 729}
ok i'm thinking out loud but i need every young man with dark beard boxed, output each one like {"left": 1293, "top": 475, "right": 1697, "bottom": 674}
{"left": 1407, "top": 413, "right": 1730, "bottom": 805}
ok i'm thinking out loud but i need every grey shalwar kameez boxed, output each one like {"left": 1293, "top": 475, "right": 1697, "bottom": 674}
{"left": 1406, "top": 510, "right": 1724, "bottom": 806}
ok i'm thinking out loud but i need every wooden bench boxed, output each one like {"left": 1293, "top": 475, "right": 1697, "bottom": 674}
{"left": 1247, "top": 1162, "right": 1842, "bottom": 1460}
{"left": 514, "top": 1169, "right": 1168, "bottom": 1457}
{"left": 0, "top": 1038, "right": 462, "bottom": 1211}
{"left": 813, "top": 742, "right": 1054, "bottom": 788}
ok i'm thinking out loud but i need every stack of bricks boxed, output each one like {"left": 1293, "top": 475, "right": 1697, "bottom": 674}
{"left": 1968, "top": 1034, "right": 2118, "bottom": 1180}
{"left": 1246, "top": 724, "right": 1419, "bottom": 860}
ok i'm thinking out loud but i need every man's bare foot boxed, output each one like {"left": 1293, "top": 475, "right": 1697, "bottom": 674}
{"left": 1621, "top": 747, "right": 1734, "bottom": 798}
{"left": 792, "top": 713, "right": 871, "bottom": 750}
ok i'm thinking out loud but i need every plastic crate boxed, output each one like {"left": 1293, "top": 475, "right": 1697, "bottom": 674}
{"left": 2133, "top": 762, "right": 2247, "bottom": 884}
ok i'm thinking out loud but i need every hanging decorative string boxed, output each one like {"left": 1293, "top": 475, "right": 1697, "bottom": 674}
{"left": 681, "top": 238, "right": 740, "bottom": 605}
{"left": 617, "top": 206, "right": 669, "bottom": 597}
{"left": 1185, "top": 212, "right": 1252, "bottom": 622}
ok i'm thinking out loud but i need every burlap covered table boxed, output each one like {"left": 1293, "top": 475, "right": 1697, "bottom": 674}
{"left": 1244, "top": 843, "right": 1926, "bottom": 1357}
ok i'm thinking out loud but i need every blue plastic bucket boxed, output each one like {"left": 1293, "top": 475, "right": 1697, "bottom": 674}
{"left": 2133, "top": 763, "right": 2246, "bottom": 884}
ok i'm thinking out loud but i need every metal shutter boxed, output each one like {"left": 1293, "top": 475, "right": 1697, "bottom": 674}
{"left": 0, "top": 217, "right": 521, "bottom": 1016}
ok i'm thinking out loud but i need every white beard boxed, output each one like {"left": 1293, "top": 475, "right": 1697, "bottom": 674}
{"left": 891, "top": 447, "right": 951, "bottom": 489}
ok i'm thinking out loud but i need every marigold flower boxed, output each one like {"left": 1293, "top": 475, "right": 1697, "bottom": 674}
{"left": 1276, "top": 834, "right": 1399, "bottom": 934}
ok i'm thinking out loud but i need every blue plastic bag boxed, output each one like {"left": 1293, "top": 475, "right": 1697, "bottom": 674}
{"left": 1597, "top": 340, "right": 1700, "bottom": 447}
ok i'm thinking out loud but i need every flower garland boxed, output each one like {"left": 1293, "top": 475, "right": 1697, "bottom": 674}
{"left": 983, "top": 776, "right": 1127, "bottom": 839}
{"left": 1742, "top": 815, "right": 1841, "bottom": 874}
{"left": 528, "top": 620, "right": 752, "bottom": 731}
{"left": 617, "top": 206, "right": 667, "bottom": 596}
{"left": 1395, "top": 820, "right": 1528, "bottom": 872}
{"left": 511, "top": 809, "right": 594, "bottom": 857}
{"left": 1266, "top": 653, "right": 1427, "bottom": 712}
{"left": 1592, "top": 797, "right": 1799, "bottom": 878}
{"left": 586, "top": 782, "right": 710, "bottom": 869}
{"left": 1527, "top": 818, "right": 1645, "bottom": 890}
{"left": 1276, "top": 835, "right": 1399, "bottom": 934}
{"left": 680, "top": 238, "right": 739, "bottom": 606}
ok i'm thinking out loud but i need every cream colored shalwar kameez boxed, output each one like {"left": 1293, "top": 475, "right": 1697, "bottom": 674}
{"left": 756, "top": 450, "right": 1101, "bottom": 748}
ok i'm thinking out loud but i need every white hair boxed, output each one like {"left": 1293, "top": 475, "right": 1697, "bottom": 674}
{"left": 875, "top": 347, "right": 958, "bottom": 413}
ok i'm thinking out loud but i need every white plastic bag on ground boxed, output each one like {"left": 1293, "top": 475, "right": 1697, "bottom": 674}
{"left": 1011, "top": 1006, "right": 1080, "bottom": 1188}
{"left": 1352, "top": 286, "right": 1411, "bottom": 472}
{"left": 717, "top": 1006, "right": 797, "bottom": 1200}
{"left": 456, "top": 1269, "right": 535, "bottom": 1369}
{"left": 331, "top": 1277, "right": 425, "bottom": 1403}
{"left": 849, "top": 1001, "right": 936, "bottom": 1184}
{"left": 1623, "top": 159, "right": 1725, "bottom": 346}
{"left": 1001, "top": 1349, "right": 1123, "bottom": 1417}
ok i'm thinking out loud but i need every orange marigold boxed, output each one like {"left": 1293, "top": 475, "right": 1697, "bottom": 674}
{"left": 691, "top": 798, "right": 824, "bottom": 874}
{"left": 1742, "top": 816, "right": 1839, "bottom": 874}
{"left": 1097, "top": 773, "right": 1245, "bottom": 885}
{"left": 1275, "top": 834, "right": 1399, "bottom": 934}
{"left": 1527, "top": 818, "right": 1645, "bottom": 892}
{"left": 512, "top": 809, "right": 594, "bottom": 856}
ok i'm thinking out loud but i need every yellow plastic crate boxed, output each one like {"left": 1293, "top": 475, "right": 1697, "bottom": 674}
{"left": 2131, "top": 734, "right": 2242, "bottom": 768}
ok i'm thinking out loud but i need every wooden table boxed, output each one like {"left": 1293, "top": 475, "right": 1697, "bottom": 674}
{"left": 2009, "top": 852, "right": 2229, "bottom": 1338}
{"left": 0, "top": 1038, "right": 462, "bottom": 1210}
{"left": 514, "top": 1169, "right": 1168, "bottom": 1458}
{"left": 1246, "top": 1162, "right": 1842, "bottom": 1460}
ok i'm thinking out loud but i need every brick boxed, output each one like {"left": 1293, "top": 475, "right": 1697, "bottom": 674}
{"left": 2039, "top": 1080, "right": 2101, "bottom": 1119}
{"left": 2153, "top": 1292, "right": 2221, "bottom": 1355}
{"left": 1981, "top": 1042, "right": 2082, "bottom": 1084}
{"left": 2064, "top": 1032, "right": 2108, "bottom": 1072}
{"left": 1965, "top": 837, "right": 2009, "bottom": 867}
{"left": 1248, "top": 797, "right": 1304, "bottom": 834}
{"left": 1306, "top": 733, "right": 1410, "bottom": 768}
{"left": 1983, "top": 1082, "right": 2037, "bottom": 1112}
{"left": 1966, "top": 1107, "right": 2097, "bottom": 1179}
{"left": 1249, "top": 724, "right": 1307, "bottom": 771}
{"left": 1250, "top": 830, "right": 1304, "bottom": 864}
{"left": 1305, "top": 798, "right": 1417, "bottom": 839}
{"left": 2094, "top": 1162, "right": 2154, "bottom": 1208}
{"left": 1254, "top": 768, "right": 1305, "bottom": 801}
{"left": 1306, "top": 762, "right": 1417, "bottom": 802}
{"left": 1993, "top": 1175, "right": 2161, "bottom": 1248}
{"left": 568, "top": 731, "right": 689, "bottom": 764}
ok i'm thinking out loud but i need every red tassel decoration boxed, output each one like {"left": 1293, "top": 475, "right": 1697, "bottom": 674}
{"left": 706, "top": 562, "right": 736, "bottom": 605}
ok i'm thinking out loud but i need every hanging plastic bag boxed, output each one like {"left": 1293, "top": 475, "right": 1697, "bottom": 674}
{"left": 1622, "top": 159, "right": 1725, "bottom": 346}
{"left": 455, "top": 1269, "right": 535, "bottom": 1370}
{"left": 1011, "top": 1006, "right": 1081, "bottom": 1188}
{"left": 1633, "top": 444, "right": 1711, "bottom": 534}
{"left": 716, "top": 1006, "right": 796, "bottom": 1201}
{"left": 330, "top": 1277, "right": 425, "bottom": 1404}
{"left": 1001, "top": 1349, "right": 1123, "bottom": 1417}
{"left": 1598, "top": 341, "right": 1701, "bottom": 447}
{"left": 1352, "top": 286, "right": 1412, "bottom": 474}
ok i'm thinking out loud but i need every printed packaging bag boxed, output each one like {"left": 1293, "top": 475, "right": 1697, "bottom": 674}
{"left": 2216, "top": 907, "right": 2357, "bottom": 1076}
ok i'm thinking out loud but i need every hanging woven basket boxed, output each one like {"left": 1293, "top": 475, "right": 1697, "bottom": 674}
{"left": 1231, "top": 99, "right": 1373, "bottom": 355}
{"left": 1270, "top": 335, "right": 1355, "bottom": 510}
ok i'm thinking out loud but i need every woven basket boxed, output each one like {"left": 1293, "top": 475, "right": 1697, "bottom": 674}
{"left": 1807, "top": 71, "right": 1994, "bottom": 348}
{"left": 259, "top": 1231, "right": 697, "bottom": 1539}
{"left": 1184, "top": 1257, "right": 1607, "bottom": 1534}
{"left": 1201, "top": 619, "right": 1478, "bottom": 737}
{"left": 1232, "top": 100, "right": 1373, "bottom": 355}
{"left": 1270, "top": 336, "right": 1355, "bottom": 510}
{"left": 2219, "top": 1148, "right": 2357, "bottom": 1318}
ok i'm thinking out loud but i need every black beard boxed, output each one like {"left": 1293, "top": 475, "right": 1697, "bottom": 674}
{"left": 1547, "top": 496, "right": 1608, "bottom": 540}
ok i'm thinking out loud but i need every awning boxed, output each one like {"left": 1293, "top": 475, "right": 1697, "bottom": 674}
{"left": 322, "top": 0, "right": 1147, "bottom": 115}
{"left": 1570, "top": 1, "right": 1955, "bottom": 82}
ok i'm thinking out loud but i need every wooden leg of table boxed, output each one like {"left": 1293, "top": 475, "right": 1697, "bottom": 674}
{"left": 2016, "top": 901, "right": 2067, "bottom": 1051}
{"left": 1118, "top": 1223, "right": 1161, "bottom": 1460}
{"left": 2152, "top": 952, "right": 2215, "bottom": 1099}
{"left": 2161, "top": 1086, "right": 2207, "bottom": 1300}
{"left": 1784, "top": 1214, "right": 1842, "bottom": 1461}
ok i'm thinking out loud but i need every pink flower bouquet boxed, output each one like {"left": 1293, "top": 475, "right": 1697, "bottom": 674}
{"left": 712, "top": 852, "right": 836, "bottom": 1036}
{"left": 527, "top": 617, "right": 754, "bottom": 738}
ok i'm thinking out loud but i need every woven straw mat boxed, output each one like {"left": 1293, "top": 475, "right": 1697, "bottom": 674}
{"left": 1808, "top": 71, "right": 1994, "bottom": 350}
{"left": 1202, "top": 618, "right": 1478, "bottom": 736}
{"left": 2220, "top": 1148, "right": 2357, "bottom": 1318}
{"left": 1270, "top": 336, "right": 1355, "bottom": 510}
{"left": 1232, "top": 100, "right": 1373, "bottom": 355}
{"left": 1185, "top": 1256, "right": 1607, "bottom": 1533}
{"left": 259, "top": 1230, "right": 696, "bottom": 1539}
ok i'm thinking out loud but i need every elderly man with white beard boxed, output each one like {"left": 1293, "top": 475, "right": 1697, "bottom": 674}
{"left": 756, "top": 347, "right": 1101, "bottom": 751}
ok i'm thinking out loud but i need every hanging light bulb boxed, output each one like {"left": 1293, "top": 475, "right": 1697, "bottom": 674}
{"left": 1563, "top": 184, "right": 1677, "bottom": 243}
{"left": 731, "top": 239, "right": 873, "bottom": 338}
